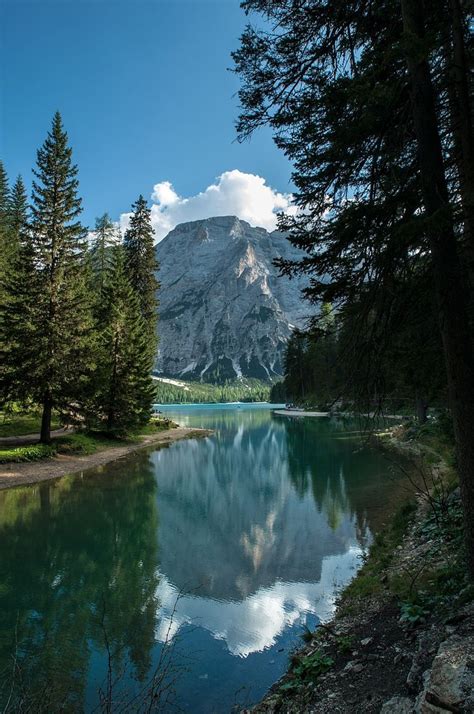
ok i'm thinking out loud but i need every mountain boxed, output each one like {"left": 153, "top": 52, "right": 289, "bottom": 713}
{"left": 155, "top": 216, "right": 308, "bottom": 381}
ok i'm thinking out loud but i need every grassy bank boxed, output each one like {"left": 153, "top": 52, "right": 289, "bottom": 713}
{"left": 0, "top": 408, "right": 61, "bottom": 438}
{"left": 0, "top": 417, "right": 177, "bottom": 464}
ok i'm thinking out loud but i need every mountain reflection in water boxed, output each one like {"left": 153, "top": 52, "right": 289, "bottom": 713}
{"left": 0, "top": 405, "right": 406, "bottom": 712}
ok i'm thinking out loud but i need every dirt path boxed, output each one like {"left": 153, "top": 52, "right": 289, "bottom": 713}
{"left": 0, "top": 427, "right": 71, "bottom": 446}
{"left": 0, "top": 427, "right": 212, "bottom": 491}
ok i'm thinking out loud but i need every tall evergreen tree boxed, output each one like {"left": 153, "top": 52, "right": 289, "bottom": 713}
{"left": 234, "top": 0, "right": 474, "bottom": 573}
{"left": 400, "top": 0, "right": 474, "bottom": 574}
{"left": 123, "top": 195, "right": 159, "bottom": 353}
{"left": 9, "top": 175, "right": 28, "bottom": 250}
{"left": 87, "top": 246, "right": 155, "bottom": 436}
{"left": 0, "top": 161, "right": 9, "bottom": 236}
{"left": 2, "top": 113, "right": 94, "bottom": 442}
{"left": 0, "top": 161, "right": 10, "bottom": 303}
{"left": 0, "top": 179, "right": 39, "bottom": 407}
{"left": 90, "top": 212, "right": 119, "bottom": 290}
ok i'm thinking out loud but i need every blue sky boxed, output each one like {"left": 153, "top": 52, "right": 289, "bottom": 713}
{"left": 1, "top": 0, "right": 293, "bottom": 235}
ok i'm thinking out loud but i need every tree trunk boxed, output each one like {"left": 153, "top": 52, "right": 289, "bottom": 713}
{"left": 448, "top": 0, "right": 474, "bottom": 252}
{"left": 401, "top": 0, "right": 474, "bottom": 576}
{"left": 107, "top": 336, "right": 119, "bottom": 433}
{"left": 415, "top": 394, "right": 428, "bottom": 425}
{"left": 40, "top": 389, "right": 52, "bottom": 444}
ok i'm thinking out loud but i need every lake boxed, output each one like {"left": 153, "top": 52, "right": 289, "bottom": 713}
{"left": 0, "top": 405, "right": 407, "bottom": 712}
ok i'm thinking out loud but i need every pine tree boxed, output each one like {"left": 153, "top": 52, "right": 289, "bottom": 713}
{"left": 0, "top": 184, "right": 39, "bottom": 408}
{"left": 234, "top": 0, "right": 474, "bottom": 573}
{"left": 88, "top": 246, "right": 155, "bottom": 436}
{"left": 4, "top": 113, "right": 94, "bottom": 442}
{"left": 0, "top": 161, "right": 10, "bottom": 303}
{"left": 9, "top": 176, "right": 28, "bottom": 252}
{"left": 0, "top": 161, "right": 9, "bottom": 235}
{"left": 123, "top": 195, "right": 159, "bottom": 354}
{"left": 91, "top": 213, "right": 119, "bottom": 290}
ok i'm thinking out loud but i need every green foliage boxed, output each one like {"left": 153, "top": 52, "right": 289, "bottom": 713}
{"left": 0, "top": 408, "right": 61, "bottom": 438}
{"left": 278, "top": 650, "right": 334, "bottom": 693}
{"left": 123, "top": 194, "right": 159, "bottom": 354}
{"left": 287, "top": 650, "right": 334, "bottom": 686}
{"left": 336, "top": 635, "right": 354, "bottom": 654}
{"left": 0, "top": 444, "right": 56, "bottom": 463}
{"left": 0, "top": 116, "right": 163, "bottom": 441}
{"left": 0, "top": 161, "right": 10, "bottom": 300}
{"left": 399, "top": 602, "right": 430, "bottom": 625}
{"left": 269, "top": 379, "right": 286, "bottom": 403}
{"left": 1, "top": 113, "right": 94, "bottom": 442}
{"left": 234, "top": 0, "right": 474, "bottom": 571}
{"left": 86, "top": 247, "right": 155, "bottom": 436}
{"left": 90, "top": 212, "right": 119, "bottom": 290}
{"left": 55, "top": 432, "right": 120, "bottom": 455}
{"left": 153, "top": 377, "right": 271, "bottom": 404}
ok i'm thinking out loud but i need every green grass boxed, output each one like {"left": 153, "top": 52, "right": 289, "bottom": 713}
{"left": 135, "top": 416, "right": 178, "bottom": 435}
{"left": 0, "top": 417, "right": 178, "bottom": 464}
{"left": 0, "top": 410, "right": 61, "bottom": 438}
{"left": 0, "top": 434, "right": 119, "bottom": 463}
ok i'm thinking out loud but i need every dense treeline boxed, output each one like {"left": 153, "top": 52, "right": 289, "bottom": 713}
{"left": 154, "top": 377, "right": 271, "bottom": 404}
{"left": 0, "top": 113, "right": 159, "bottom": 441}
{"left": 234, "top": 1, "right": 474, "bottom": 573}
{"left": 271, "top": 300, "right": 445, "bottom": 422}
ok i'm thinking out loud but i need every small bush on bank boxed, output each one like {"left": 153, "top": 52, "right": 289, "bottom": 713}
{"left": 0, "top": 444, "right": 56, "bottom": 463}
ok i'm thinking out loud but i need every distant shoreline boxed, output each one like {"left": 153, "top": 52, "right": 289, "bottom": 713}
{"left": 0, "top": 426, "right": 212, "bottom": 492}
{"left": 272, "top": 409, "right": 329, "bottom": 417}
{"left": 155, "top": 401, "right": 284, "bottom": 408}
{"left": 273, "top": 409, "right": 410, "bottom": 420}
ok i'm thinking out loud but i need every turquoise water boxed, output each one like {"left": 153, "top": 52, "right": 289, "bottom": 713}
{"left": 0, "top": 405, "right": 405, "bottom": 712}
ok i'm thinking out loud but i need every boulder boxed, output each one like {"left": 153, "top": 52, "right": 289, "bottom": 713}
{"left": 417, "top": 635, "right": 474, "bottom": 713}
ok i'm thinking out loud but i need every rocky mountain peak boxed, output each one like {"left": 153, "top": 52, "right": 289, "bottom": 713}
{"left": 155, "top": 216, "right": 308, "bottom": 382}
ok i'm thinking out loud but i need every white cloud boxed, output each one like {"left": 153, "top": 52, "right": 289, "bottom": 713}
{"left": 154, "top": 547, "right": 361, "bottom": 657}
{"left": 120, "top": 170, "right": 295, "bottom": 243}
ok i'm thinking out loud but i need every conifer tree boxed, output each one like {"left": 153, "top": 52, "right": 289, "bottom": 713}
{"left": 234, "top": 0, "right": 474, "bottom": 574}
{"left": 3, "top": 113, "right": 94, "bottom": 442}
{"left": 0, "top": 161, "right": 9, "bottom": 236}
{"left": 123, "top": 195, "right": 159, "bottom": 353}
{"left": 91, "top": 213, "right": 119, "bottom": 290}
{"left": 9, "top": 176, "right": 28, "bottom": 251}
{"left": 0, "top": 173, "right": 27, "bottom": 310}
{"left": 0, "top": 162, "right": 10, "bottom": 302}
{"left": 0, "top": 183, "right": 39, "bottom": 407}
{"left": 88, "top": 246, "right": 155, "bottom": 436}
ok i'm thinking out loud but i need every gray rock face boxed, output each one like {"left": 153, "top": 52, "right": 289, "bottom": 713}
{"left": 155, "top": 216, "right": 308, "bottom": 381}
{"left": 417, "top": 635, "right": 474, "bottom": 713}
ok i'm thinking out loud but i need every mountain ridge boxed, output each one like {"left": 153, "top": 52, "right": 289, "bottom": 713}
{"left": 155, "top": 215, "right": 308, "bottom": 382}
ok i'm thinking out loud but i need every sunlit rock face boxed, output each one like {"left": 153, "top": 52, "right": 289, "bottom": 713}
{"left": 155, "top": 216, "right": 308, "bottom": 381}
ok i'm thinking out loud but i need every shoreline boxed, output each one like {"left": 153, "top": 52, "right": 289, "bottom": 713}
{"left": 0, "top": 426, "right": 212, "bottom": 491}
{"left": 253, "top": 429, "right": 473, "bottom": 713}
{"left": 273, "top": 409, "right": 410, "bottom": 419}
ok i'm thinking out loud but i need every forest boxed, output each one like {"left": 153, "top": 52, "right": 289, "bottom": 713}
{"left": 153, "top": 377, "right": 271, "bottom": 404}
{"left": 0, "top": 113, "right": 159, "bottom": 443}
{"left": 234, "top": 0, "right": 474, "bottom": 574}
